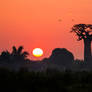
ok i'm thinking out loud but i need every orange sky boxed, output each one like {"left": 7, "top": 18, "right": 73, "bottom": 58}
{"left": 0, "top": 0, "right": 92, "bottom": 60}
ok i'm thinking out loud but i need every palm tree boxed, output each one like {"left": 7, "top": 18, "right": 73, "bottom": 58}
{"left": 11, "top": 46, "right": 29, "bottom": 61}
{"left": 71, "top": 24, "right": 92, "bottom": 61}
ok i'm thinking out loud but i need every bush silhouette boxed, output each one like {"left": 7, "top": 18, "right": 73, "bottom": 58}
{"left": 49, "top": 48, "right": 74, "bottom": 68}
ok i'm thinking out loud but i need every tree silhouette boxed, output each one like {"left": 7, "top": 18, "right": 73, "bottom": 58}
{"left": 71, "top": 24, "right": 92, "bottom": 61}
{"left": 0, "top": 46, "right": 29, "bottom": 70}
{"left": 11, "top": 46, "right": 29, "bottom": 61}
{"left": 49, "top": 48, "right": 74, "bottom": 70}
{"left": 0, "top": 51, "right": 11, "bottom": 63}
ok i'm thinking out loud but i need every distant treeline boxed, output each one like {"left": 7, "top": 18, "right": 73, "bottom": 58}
{"left": 0, "top": 46, "right": 92, "bottom": 71}
{"left": 0, "top": 68, "right": 92, "bottom": 92}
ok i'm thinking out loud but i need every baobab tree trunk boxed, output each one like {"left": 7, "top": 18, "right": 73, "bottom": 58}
{"left": 84, "top": 39, "right": 91, "bottom": 61}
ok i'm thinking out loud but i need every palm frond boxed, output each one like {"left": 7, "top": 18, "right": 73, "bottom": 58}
{"left": 12, "top": 46, "right": 17, "bottom": 54}
{"left": 18, "top": 46, "right": 24, "bottom": 54}
{"left": 21, "top": 51, "right": 29, "bottom": 58}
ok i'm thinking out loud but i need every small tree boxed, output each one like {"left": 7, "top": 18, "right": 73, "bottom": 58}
{"left": 71, "top": 24, "right": 92, "bottom": 61}
{"left": 11, "top": 46, "right": 29, "bottom": 61}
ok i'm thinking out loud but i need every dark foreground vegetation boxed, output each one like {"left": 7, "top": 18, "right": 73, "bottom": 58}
{"left": 0, "top": 68, "right": 92, "bottom": 92}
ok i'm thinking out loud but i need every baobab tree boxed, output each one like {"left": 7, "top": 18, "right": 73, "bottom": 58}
{"left": 71, "top": 24, "right": 92, "bottom": 61}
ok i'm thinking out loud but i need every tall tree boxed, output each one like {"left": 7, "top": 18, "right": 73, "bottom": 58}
{"left": 71, "top": 24, "right": 92, "bottom": 61}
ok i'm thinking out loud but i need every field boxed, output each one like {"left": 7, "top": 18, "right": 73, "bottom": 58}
{"left": 0, "top": 68, "right": 92, "bottom": 92}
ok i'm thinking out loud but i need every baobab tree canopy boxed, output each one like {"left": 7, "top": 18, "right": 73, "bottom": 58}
{"left": 71, "top": 24, "right": 92, "bottom": 41}
{"left": 71, "top": 24, "right": 92, "bottom": 61}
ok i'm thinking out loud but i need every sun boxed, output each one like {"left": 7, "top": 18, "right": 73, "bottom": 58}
{"left": 32, "top": 48, "right": 43, "bottom": 57}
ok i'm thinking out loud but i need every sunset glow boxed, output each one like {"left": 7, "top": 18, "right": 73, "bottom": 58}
{"left": 32, "top": 48, "right": 43, "bottom": 57}
{"left": 0, "top": 0, "right": 92, "bottom": 60}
